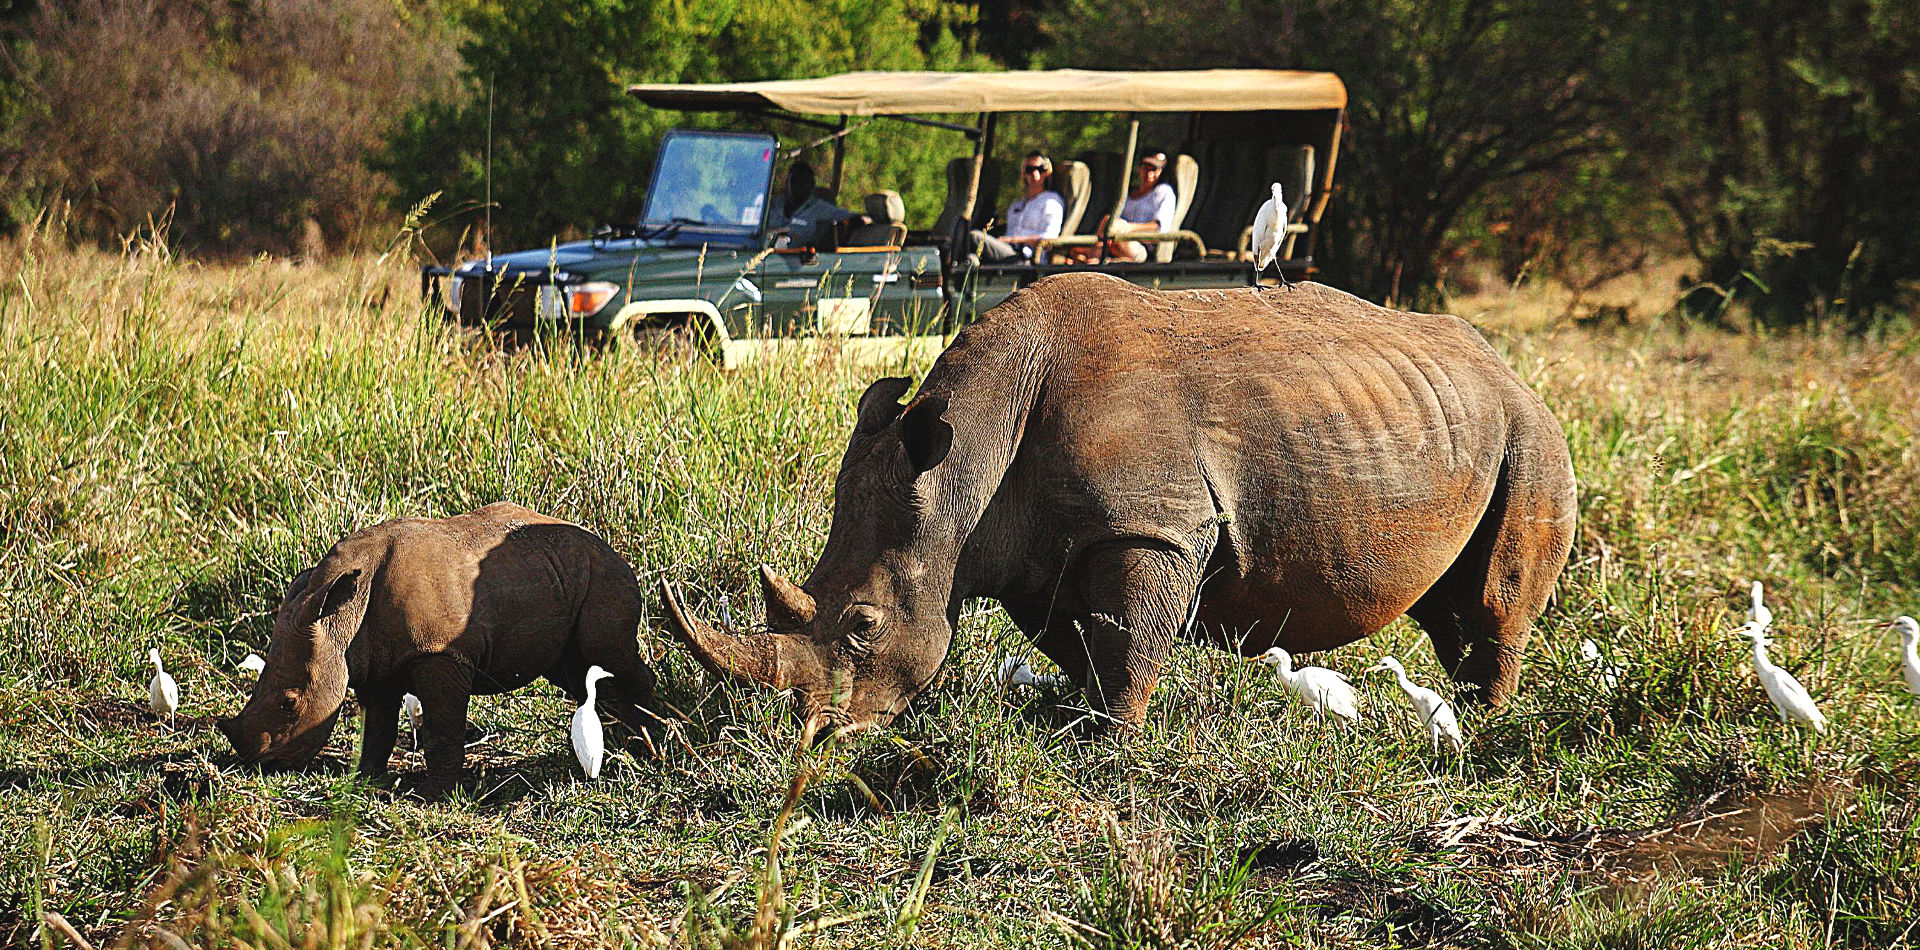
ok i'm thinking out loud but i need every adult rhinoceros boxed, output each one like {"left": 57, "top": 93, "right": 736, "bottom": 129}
{"left": 663, "top": 273, "right": 1576, "bottom": 731}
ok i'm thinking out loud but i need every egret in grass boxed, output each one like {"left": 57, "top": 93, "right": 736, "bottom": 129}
{"left": 1369, "top": 656, "right": 1464, "bottom": 753}
{"left": 1747, "top": 581, "right": 1773, "bottom": 630}
{"left": 237, "top": 653, "right": 266, "bottom": 674}
{"left": 1880, "top": 616, "right": 1920, "bottom": 699}
{"left": 996, "top": 656, "right": 1068, "bottom": 692}
{"left": 1254, "top": 647, "right": 1360, "bottom": 724}
{"left": 1579, "top": 638, "right": 1626, "bottom": 688}
{"left": 401, "top": 693, "right": 424, "bottom": 747}
{"left": 147, "top": 648, "right": 179, "bottom": 725}
{"left": 1250, "top": 183, "right": 1289, "bottom": 277}
{"left": 1736, "top": 620, "right": 1825, "bottom": 733}
{"left": 571, "top": 666, "right": 613, "bottom": 779}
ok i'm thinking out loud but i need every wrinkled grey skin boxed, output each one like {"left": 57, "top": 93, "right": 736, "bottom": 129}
{"left": 664, "top": 273, "right": 1577, "bottom": 733}
{"left": 220, "top": 503, "right": 657, "bottom": 797}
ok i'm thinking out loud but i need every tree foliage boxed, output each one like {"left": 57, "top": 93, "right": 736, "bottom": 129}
{"left": 0, "top": 0, "right": 459, "bottom": 254}
{"left": 1040, "top": 0, "right": 1612, "bottom": 306}
{"left": 379, "top": 0, "right": 990, "bottom": 252}
{"left": 0, "top": 0, "right": 1912, "bottom": 323}
{"left": 1041, "top": 0, "right": 1918, "bottom": 320}
{"left": 1607, "top": 0, "right": 1920, "bottom": 323}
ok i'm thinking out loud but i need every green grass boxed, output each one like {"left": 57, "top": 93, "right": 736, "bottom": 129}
{"left": 1, "top": 229, "right": 1917, "bottom": 948}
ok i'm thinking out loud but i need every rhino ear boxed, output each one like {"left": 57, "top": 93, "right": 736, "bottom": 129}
{"left": 855, "top": 377, "right": 914, "bottom": 435}
{"left": 901, "top": 394, "right": 953, "bottom": 473}
{"left": 759, "top": 565, "right": 817, "bottom": 629}
{"left": 315, "top": 570, "right": 361, "bottom": 619}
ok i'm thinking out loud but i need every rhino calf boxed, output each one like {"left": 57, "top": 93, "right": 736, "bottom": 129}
{"left": 219, "top": 502, "right": 658, "bottom": 797}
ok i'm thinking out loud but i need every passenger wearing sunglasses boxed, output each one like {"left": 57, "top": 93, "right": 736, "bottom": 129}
{"left": 973, "top": 151, "right": 1064, "bottom": 263}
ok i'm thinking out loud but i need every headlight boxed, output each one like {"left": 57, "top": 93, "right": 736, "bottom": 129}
{"left": 566, "top": 281, "right": 619, "bottom": 316}
{"left": 536, "top": 281, "right": 619, "bottom": 319}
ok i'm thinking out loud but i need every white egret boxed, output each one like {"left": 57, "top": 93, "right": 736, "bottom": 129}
{"left": 571, "top": 667, "right": 613, "bottom": 779}
{"left": 1369, "top": 656, "right": 1464, "bottom": 753}
{"left": 1254, "top": 647, "right": 1360, "bottom": 724}
{"left": 1747, "top": 581, "right": 1773, "bottom": 630}
{"left": 401, "top": 693, "right": 424, "bottom": 747}
{"left": 1249, "top": 183, "right": 1289, "bottom": 276}
{"left": 237, "top": 653, "right": 266, "bottom": 674}
{"left": 1579, "top": 638, "right": 1626, "bottom": 688}
{"left": 1737, "top": 621, "right": 1825, "bottom": 732}
{"left": 996, "top": 656, "right": 1069, "bottom": 692}
{"left": 1881, "top": 616, "right": 1919, "bottom": 698}
{"left": 147, "top": 648, "right": 179, "bottom": 725}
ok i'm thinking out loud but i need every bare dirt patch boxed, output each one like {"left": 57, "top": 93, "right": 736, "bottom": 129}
{"left": 1599, "top": 783, "right": 1842, "bottom": 886}
{"left": 1400, "top": 782, "right": 1842, "bottom": 889}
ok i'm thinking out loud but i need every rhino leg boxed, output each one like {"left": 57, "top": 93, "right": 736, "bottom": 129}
{"left": 356, "top": 686, "right": 402, "bottom": 777}
{"left": 408, "top": 655, "right": 475, "bottom": 800}
{"left": 1069, "top": 539, "right": 1210, "bottom": 728}
{"left": 1409, "top": 440, "right": 1576, "bottom": 706}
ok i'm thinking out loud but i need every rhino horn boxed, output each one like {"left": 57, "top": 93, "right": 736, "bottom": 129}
{"left": 659, "top": 580, "right": 789, "bottom": 688}
{"left": 758, "top": 564, "right": 817, "bottom": 628}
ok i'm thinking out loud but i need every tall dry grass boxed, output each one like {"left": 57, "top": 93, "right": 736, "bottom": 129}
{"left": 1, "top": 233, "right": 1916, "bottom": 947}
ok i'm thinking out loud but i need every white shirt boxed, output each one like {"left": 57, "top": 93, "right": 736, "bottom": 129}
{"left": 1121, "top": 182, "right": 1176, "bottom": 232}
{"left": 1005, "top": 190, "right": 1064, "bottom": 239}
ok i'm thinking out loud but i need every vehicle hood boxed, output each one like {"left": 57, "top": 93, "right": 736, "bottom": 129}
{"left": 456, "top": 239, "right": 671, "bottom": 276}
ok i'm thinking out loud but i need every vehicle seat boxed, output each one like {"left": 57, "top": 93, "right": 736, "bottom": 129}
{"left": 1277, "top": 144, "right": 1315, "bottom": 260}
{"left": 932, "top": 159, "right": 971, "bottom": 241}
{"left": 1074, "top": 150, "right": 1124, "bottom": 228}
{"left": 845, "top": 191, "right": 906, "bottom": 248}
{"left": 1053, "top": 161, "right": 1092, "bottom": 236}
{"left": 1152, "top": 154, "right": 1201, "bottom": 262}
{"left": 1184, "top": 138, "right": 1262, "bottom": 253}
{"left": 931, "top": 157, "right": 1002, "bottom": 242}
{"left": 1235, "top": 145, "right": 1316, "bottom": 260}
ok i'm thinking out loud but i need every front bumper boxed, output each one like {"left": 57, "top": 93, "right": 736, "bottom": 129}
{"left": 419, "top": 264, "right": 613, "bottom": 329}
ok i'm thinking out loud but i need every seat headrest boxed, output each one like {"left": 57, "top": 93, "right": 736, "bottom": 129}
{"left": 1053, "top": 161, "right": 1092, "bottom": 236}
{"left": 933, "top": 158, "right": 973, "bottom": 238}
{"left": 864, "top": 190, "right": 905, "bottom": 225}
{"left": 1171, "top": 154, "right": 1199, "bottom": 202}
{"left": 1154, "top": 154, "right": 1202, "bottom": 262}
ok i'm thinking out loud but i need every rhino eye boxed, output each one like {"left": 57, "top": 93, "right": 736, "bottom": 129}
{"left": 843, "top": 605, "right": 883, "bottom": 637}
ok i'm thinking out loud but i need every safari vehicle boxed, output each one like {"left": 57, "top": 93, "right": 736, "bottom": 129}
{"left": 421, "top": 69, "right": 1346, "bottom": 365}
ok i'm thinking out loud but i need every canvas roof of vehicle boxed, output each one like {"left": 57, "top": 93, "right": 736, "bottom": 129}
{"left": 627, "top": 69, "right": 1347, "bottom": 116}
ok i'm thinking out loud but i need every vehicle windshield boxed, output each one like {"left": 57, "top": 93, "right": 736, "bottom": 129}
{"left": 640, "top": 131, "right": 776, "bottom": 231}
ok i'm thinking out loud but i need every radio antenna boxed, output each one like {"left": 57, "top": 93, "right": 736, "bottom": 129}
{"left": 485, "top": 75, "right": 494, "bottom": 263}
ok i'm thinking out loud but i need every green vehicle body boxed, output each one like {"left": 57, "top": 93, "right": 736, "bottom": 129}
{"left": 422, "top": 70, "right": 1345, "bottom": 365}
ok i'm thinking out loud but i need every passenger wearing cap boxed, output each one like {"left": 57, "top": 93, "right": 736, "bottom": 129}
{"left": 1077, "top": 147, "right": 1176, "bottom": 263}
{"left": 972, "top": 151, "right": 1064, "bottom": 263}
